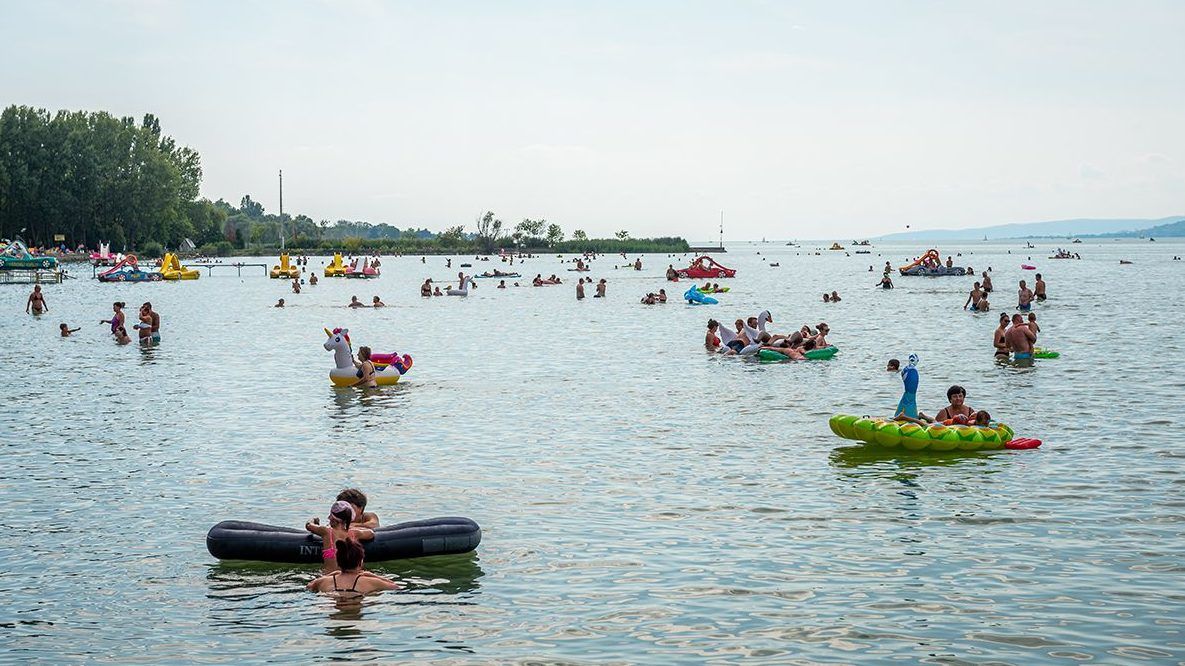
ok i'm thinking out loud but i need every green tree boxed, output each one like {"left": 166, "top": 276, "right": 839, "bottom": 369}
{"left": 615, "top": 230, "right": 630, "bottom": 241}
{"left": 240, "top": 195, "right": 264, "bottom": 218}
{"left": 474, "top": 211, "right": 503, "bottom": 253}
{"left": 571, "top": 229, "right": 588, "bottom": 241}
{"left": 546, "top": 223, "right": 564, "bottom": 246}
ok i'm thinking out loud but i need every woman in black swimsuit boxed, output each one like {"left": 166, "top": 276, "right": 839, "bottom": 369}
{"left": 306, "top": 537, "right": 399, "bottom": 595}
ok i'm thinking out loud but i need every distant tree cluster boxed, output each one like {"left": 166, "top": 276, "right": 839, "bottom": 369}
{"left": 0, "top": 105, "right": 219, "bottom": 250}
{"left": 0, "top": 106, "right": 688, "bottom": 256}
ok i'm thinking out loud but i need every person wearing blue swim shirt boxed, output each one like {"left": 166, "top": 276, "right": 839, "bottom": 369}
{"left": 893, "top": 354, "right": 934, "bottom": 424}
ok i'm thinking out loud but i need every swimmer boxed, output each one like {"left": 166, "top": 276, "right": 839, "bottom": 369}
{"left": 823, "top": 293, "right": 830, "bottom": 302}
{"left": 136, "top": 304, "right": 153, "bottom": 343}
{"left": 353, "top": 346, "right": 376, "bottom": 387}
{"left": 101, "top": 301, "right": 126, "bottom": 336}
{"left": 963, "top": 282, "right": 983, "bottom": 310}
{"left": 830, "top": 291, "right": 841, "bottom": 302}
{"left": 719, "top": 320, "right": 744, "bottom": 354}
{"left": 306, "top": 500, "right": 376, "bottom": 574}
{"left": 421, "top": 279, "right": 432, "bottom": 297}
{"left": 1027, "top": 313, "right": 1040, "bottom": 338}
{"left": 141, "top": 302, "right": 161, "bottom": 342}
{"left": 576, "top": 278, "right": 585, "bottom": 300}
{"left": 705, "top": 319, "right": 722, "bottom": 351}
{"left": 886, "top": 358, "right": 900, "bottom": 372}
{"left": 372, "top": 296, "right": 385, "bottom": 307}
{"left": 292, "top": 278, "right": 301, "bottom": 294}
{"left": 336, "top": 488, "right": 379, "bottom": 529}
{"left": 666, "top": 265, "right": 678, "bottom": 281}
{"left": 813, "top": 322, "right": 830, "bottom": 348}
{"left": 935, "top": 385, "right": 976, "bottom": 422}
{"left": 974, "top": 293, "right": 990, "bottom": 312}
{"left": 309, "top": 273, "right": 318, "bottom": 285}
{"left": 946, "top": 256, "right": 953, "bottom": 268}
{"left": 1035, "top": 273, "right": 1047, "bottom": 301}
{"left": 595, "top": 279, "right": 606, "bottom": 298}
{"left": 1006, "top": 313, "right": 1036, "bottom": 358}
{"left": 498, "top": 279, "right": 506, "bottom": 289}
{"left": 348, "top": 296, "right": 367, "bottom": 308}
{"left": 641, "top": 293, "right": 656, "bottom": 305}
{"left": 59, "top": 323, "right": 80, "bottom": 337}
{"left": 982, "top": 271, "right": 993, "bottom": 293}
{"left": 657, "top": 289, "right": 667, "bottom": 303}
{"left": 1017, "top": 280, "right": 1034, "bottom": 311}
{"left": 114, "top": 326, "right": 131, "bottom": 345}
{"left": 306, "top": 537, "right": 399, "bottom": 594}
{"left": 275, "top": 298, "right": 285, "bottom": 308}
{"left": 878, "top": 275, "right": 894, "bottom": 289}
{"left": 993, "top": 313, "right": 1010, "bottom": 359}
{"left": 26, "top": 285, "right": 47, "bottom": 315}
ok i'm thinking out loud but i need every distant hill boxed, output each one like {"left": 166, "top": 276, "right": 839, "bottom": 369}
{"left": 1090, "top": 217, "right": 1185, "bottom": 238}
{"left": 877, "top": 217, "right": 1182, "bottom": 241}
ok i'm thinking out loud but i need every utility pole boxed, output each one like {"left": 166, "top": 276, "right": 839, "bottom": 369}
{"left": 279, "top": 169, "right": 285, "bottom": 251}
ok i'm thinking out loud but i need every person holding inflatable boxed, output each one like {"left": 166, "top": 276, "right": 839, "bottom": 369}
{"left": 307, "top": 537, "right": 400, "bottom": 595}
{"left": 336, "top": 488, "right": 379, "bottom": 529}
{"left": 353, "top": 346, "right": 378, "bottom": 388}
{"left": 306, "top": 500, "right": 375, "bottom": 574}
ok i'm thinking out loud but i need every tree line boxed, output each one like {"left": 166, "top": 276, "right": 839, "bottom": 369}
{"left": 0, "top": 105, "right": 688, "bottom": 256}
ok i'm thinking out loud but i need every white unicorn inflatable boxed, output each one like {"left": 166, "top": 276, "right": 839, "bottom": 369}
{"left": 323, "top": 327, "right": 412, "bottom": 387}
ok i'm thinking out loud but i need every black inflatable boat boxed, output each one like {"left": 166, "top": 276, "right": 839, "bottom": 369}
{"left": 206, "top": 516, "right": 481, "bottom": 563}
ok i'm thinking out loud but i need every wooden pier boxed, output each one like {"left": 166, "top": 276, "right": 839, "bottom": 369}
{"left": 0, "top": 268, "right": 65, "bottom": 284}
{"left": 689, "top": 245, "right": 726, "bottom": 253}
{"left": 191, "top": 262, "right": 269, "bottom": 277}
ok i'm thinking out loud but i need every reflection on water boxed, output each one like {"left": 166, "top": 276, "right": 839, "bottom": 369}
{"left": 3, "top": 240, "right": 1185, "bottom": 662}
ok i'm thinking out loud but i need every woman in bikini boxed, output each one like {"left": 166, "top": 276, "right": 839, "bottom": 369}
{"left": 307, "top": 537, "right": 399, "bottom": 595}
{"left": 306, "top": 500, "right": 375, "bottom": 574}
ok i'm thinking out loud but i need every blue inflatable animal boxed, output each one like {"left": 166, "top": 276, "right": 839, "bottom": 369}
{"left": 895, "top": 354, "right": 920, "bottom": 419}
{"left": 684, "top": 286, "right": 718, "bottom": 305}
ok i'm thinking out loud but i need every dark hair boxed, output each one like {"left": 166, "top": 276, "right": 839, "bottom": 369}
{"left": 976, "top": 410, "right": 991, "bottom": 424}
{"left": 114, "top": 301, "right": 125, "bottom": 308}
{"left": 947, "top": 385, "right": 966, "bottom": 400}
{"left": 331, "top": 504, "right": 353, "bottom": 529}
{"left": 888, "top": 358, "right": 900, "bottom": 367}
{"left": 337, "top": 488, "right": 368, "bottom": 511}
{"left": 335, "top": 537, "right": 365, "bottom": 571}
{"left": 707, "top": 319, "right": 719, "bottom": 329}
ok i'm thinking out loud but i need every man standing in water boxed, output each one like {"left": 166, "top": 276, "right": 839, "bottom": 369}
{"left": 1017, "top": 280, "right": 1034, "bottom": 311}
{"left": 1005, "top": 313, "right": 1037, "bottom": 359}
{"left": 26, "top": 285, "right": 47, "bottom": 315}
{"left": 982, "top": 271, "right": 993, "bottom": 293}
{"left": 1034, "top": 273, "right": 1047, "bottom": 302}
{"left": 142, "top": 302, "right": 161, "bottom": 342}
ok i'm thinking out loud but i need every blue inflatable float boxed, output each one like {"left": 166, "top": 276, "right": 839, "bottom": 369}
{"left": 684, "top": 286, "right": 718, "bottom": 305}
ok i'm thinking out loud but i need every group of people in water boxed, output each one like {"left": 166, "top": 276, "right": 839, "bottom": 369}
{"left": 704, "top": 310, "right": 831, "bottom": 360}
{"left": 39, "top": 295, "right": 161, "bottom": 346}
{"left": 305, "top": 488, "right": 400, "bottom": 594}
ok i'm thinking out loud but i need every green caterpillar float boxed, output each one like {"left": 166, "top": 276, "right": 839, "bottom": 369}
{"left": 829, "top": 414, "right": 1015, "bottom": 451}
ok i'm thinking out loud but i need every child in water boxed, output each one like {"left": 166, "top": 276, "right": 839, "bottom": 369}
{"left": 306, "top": 500, "right": 375, "bottom": 574}
{"left": 60, "top": 323, "right": 80, "bottom": 337}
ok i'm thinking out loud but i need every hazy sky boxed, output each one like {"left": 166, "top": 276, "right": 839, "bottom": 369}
{"left": 2, "top": 0, "right": 1183, "bottom": 239}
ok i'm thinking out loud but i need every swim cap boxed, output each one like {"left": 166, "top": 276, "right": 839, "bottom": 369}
{"left": 908, "top": 354, "right": 919, "bottom": 367}
{"left": 330, "top": 500, "right": 356, "bottom": 520}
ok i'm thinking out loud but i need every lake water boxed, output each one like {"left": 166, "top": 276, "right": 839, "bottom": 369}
{"left": 2, "top": 239, "right": 1184, "bottom": 664}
